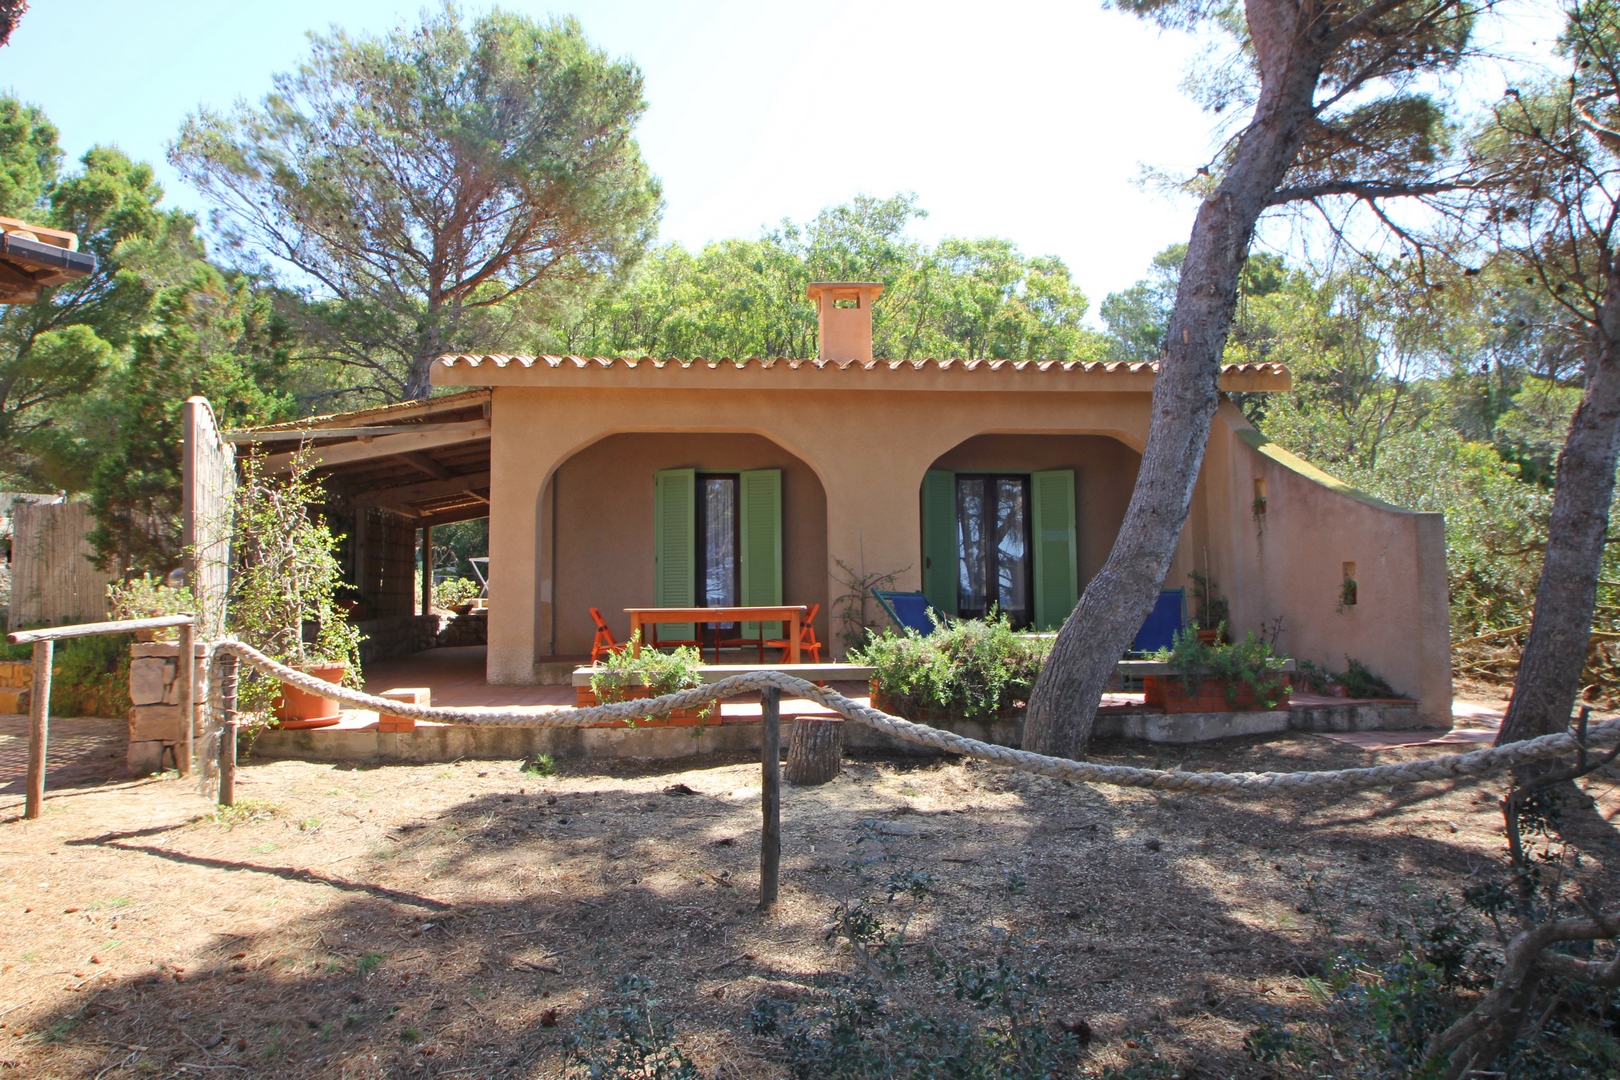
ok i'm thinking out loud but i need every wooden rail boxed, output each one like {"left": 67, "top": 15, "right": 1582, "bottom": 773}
{"left": 8, "top": 614, "right": 197, "bottom": 820}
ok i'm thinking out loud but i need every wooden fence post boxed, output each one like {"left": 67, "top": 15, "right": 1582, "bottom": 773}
{"left": 219, "top": 653, "right": 238, "bottom": 807}
{"left": 176, "top": 622, "right": 195, "bottom": 777}
{"left": 760, "top": 685, "right": 780, "bottom": 911}
{"left": 24, "top": 640, "right": 52, "bottom": 820}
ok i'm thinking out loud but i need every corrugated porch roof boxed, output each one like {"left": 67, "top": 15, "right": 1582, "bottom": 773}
{"left": 228, "top": 389, "right": 491, "bottom": 526}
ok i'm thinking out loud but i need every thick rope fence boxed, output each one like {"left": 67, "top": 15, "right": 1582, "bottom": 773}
{"left": 213, "top": 639, "right": 1620, "bottom": 796}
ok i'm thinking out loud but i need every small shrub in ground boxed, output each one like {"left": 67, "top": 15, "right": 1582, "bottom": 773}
{"left": 750, "top": 833, "right": 1082, "bottom": 1079}
{"left": 852, "top": 613, "right": 1050, "bottom": 720}
{"left": 209, "top": 798, "right": 281, "bottom": 828}
{"left": 1243, "top": 891, "right": 1620, "bottom": 1078}
{"left": 521, "top": 753, "right": 555, "bottom": 777}
{"left": 564, "top": 974, "right": 702, "bottom": 1080}
{"left": 432, "top": 576, "right": 481, "bottom": 610}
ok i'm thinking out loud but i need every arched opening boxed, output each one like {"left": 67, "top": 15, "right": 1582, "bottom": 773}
{"left": 919, "top": 434, "right": 1141, "bottom": 630}
{"left": 542, "top": 432, "right": 829, "bottom": 658}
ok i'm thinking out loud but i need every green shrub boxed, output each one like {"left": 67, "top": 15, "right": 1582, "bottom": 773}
{"left": 1149, "top": 627, "right": 1290, "bottom": 707}
{"left": 50, "top": 633, "right": 131, "bottom": 718}
{"left": 1336, "top": 656, "right": 1398, "bottom": 698}
{"left": 107, "top": 574, "right": 196, "bottom": 642}
{"left": 750, "top": 836, "right": 1083, "bottom": 1079}
{"left": 588, "top": 635, "right": 710, "bottom": 719}
{"left": 565, "top": 974, "right": 702, "bottom": 1080}
{"left": 228, "top": 451, "right": 362, "bottom": 714}
{"left": 851, "top": 614, "right": 1050, "bottom": 721}
{"left": 432, "top": 577, "right": 481, "bottom": 610}
{"left": 4, "top": 632, "right": 132, "bottom": 718}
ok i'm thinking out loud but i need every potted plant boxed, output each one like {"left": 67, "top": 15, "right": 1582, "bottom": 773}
{"left": 228, "top": 451, "right": 363, "bottom": 729}
{"left": 1145, "top": 629, "right": 1291, "bottom": 713}
{"left": 580, "top": 636, "right": 711, "bottom": 724}
{"left": 108, "top": 573, "right": 197, "bottom": 641}
{"left": 1188, "top": 571, "right": 1230, "bottom": 644}
{"left": 852, "top": 613, "right": 1049, "bottom": 723}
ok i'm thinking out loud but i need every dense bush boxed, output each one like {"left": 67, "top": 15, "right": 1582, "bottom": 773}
{"left": 1149, "top": 628, "right": 1291, "bottom": 707}
{"left": 851, "top": 614, "right": 1051, "bottom": 721}
{"left": 587, "top": 635, "right": 711, "bottom": 719}
{"left": 431, "top": 576, "right": 481, "bottom": 610}
{"left": 3, "top": 632, "right": 131, "bottom": 718}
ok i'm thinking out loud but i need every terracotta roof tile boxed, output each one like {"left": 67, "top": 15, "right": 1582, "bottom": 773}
{"left": 435, "top": 354, "right": 1289, "bottom": 378}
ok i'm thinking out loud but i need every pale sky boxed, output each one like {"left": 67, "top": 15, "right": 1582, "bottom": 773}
{"left": 0, "top": 0, "right": 1563, "bottom": 316}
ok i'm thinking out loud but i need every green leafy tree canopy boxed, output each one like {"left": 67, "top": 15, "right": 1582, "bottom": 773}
{"left": 173, "top": 4, "right": 663, "bottom": 401}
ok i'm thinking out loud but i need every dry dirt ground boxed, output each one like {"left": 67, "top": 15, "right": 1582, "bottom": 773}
{"left": 0, "top": 714, "right": 1608, "bottom": 1079}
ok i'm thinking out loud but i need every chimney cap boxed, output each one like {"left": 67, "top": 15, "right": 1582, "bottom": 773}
{"left": 805, "top": 281, "right": 884, "bottom": 301}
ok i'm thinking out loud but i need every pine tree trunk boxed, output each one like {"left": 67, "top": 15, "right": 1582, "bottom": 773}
{"left": 785, "top": 717, "right": 843, "bottom": 786}
{"left": 1022, "top": 57, "right": 1323, "bottom": 760}
{"left": 1497, "top": 271, "right": 1620, "bottom": 745}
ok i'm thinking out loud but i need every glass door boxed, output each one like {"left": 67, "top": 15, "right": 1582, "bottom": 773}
{"left": 955, "top": 474, "right": 1032, "bottom": 627}
{"left": 695, "top": 474, "right": 739, "bottom": 648}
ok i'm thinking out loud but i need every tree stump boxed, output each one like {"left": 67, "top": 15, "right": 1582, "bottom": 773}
{"left": 785, "top": 716, "right": 843, "bottom": 785}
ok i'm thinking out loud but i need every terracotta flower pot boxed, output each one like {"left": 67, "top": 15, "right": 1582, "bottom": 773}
{"left": 272, "top": 662, "right": 346, "bottom": 729}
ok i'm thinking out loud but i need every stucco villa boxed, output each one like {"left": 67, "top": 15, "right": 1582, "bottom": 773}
{"left": 220, "top": 281, "right": 1451, "bottom": 727}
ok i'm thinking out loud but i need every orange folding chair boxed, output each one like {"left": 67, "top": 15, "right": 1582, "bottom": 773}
{"left": 589, "top": 608, "right": 625, "bottom": 664}
{"left": 767, "top": 603, "right": 823, "bottom": 664}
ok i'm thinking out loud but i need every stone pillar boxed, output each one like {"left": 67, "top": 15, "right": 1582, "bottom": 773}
{"left": 127, "top": 641, "right": 185, "bottom": 775}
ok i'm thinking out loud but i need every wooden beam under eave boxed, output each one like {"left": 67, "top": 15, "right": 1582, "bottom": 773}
{"left": 395, "top": 451, "right": 453, "bottom": 480}
{"left": 408, "top": 504, "right": 492, "bottom": 529}
{"left": 260, "top": 422, "right": 490, "bottom": 473}
{"left": 347, "top": 471, "right": 491, "bottom": 510}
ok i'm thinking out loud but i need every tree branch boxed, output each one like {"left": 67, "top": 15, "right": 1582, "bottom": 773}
{"left": 1268, "top": 179, "right": 1479, "bottom": 206}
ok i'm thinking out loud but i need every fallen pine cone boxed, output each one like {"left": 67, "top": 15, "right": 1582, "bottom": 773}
{"left": 539, "top": 1008, "right": 559, "bottom": 1027}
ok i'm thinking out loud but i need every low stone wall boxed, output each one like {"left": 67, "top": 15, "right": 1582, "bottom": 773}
{"left": 127, "top": 642, "right": 189, "bottom": 775}
{"left": 248, "top": 695, "right": 1434, "bottom": 766}
{"left": 253, "top": 720, "right": 760, "bottom": 765}
{"left": 0, "top": 659, "right": 31, "bottom": 713}
{"left": 437, "top": 609, "right": 487, "bottom": 647}
{"left": 356, "top": 615, "right": 442, "bottom": 665}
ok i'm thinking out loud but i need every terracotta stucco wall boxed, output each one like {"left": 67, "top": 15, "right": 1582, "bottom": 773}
{"left": 1200, "top": 400, "right": 1452, "bottom": 723}
{"left": 484, "top": 385, "right": 1151, "bottom": 683}
{"left": 928, "top": 434, "right": 1142, "bottom": 589}
{"left": 548, "top": 432, "right": 828, "bottom": 656}
{"left": 479, "top": 383, "right": 1449, "bottom": 721}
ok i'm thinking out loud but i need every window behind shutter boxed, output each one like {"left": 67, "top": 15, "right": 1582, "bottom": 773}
{"left": 921, "top": 470, "right": 958, "bottom": 617}
{"left": 1030, "top": 469, "right": 1077, "bottom": 630}
{"left": 739, "top": 469, "right": 782, "bottom": 640}
{"left": 653, "top": 468, "right": 695, "bottom": 641}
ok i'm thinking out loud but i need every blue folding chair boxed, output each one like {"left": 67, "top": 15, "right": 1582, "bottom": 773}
{"left": 1131, "top": 588, "right": 1186, "bottom": 654}
{"left": 873, "top": 590, "right": 939, "bottom": 636}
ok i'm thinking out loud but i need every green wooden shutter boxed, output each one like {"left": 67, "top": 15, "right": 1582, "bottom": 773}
{"left": 652, "top": 468, "right": 695, "bottom": 641}
{"left": 921, "top": 470, "right": 958, "bottom": 617}
{"left": 1031, "top": 470, "right": 1078, "bottom": 631}
{"left": 739, "top": 469, "right": 783, "bottom": 640}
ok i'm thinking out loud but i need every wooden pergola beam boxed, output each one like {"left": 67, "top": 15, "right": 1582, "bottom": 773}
{"left": 258, "top": 421, "right": 490, "bottom": 473}
{"left": 347, "top": 471, "right": 491, "bottom": 510}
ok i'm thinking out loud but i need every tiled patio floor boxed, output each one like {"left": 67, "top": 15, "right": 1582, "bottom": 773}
{"left": 345, "top": 645, "right": 867, "bottom": 729}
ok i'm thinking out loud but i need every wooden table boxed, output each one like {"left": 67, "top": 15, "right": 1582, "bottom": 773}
{"left": 626, "top": 606, "right": 808, "bottom": 663}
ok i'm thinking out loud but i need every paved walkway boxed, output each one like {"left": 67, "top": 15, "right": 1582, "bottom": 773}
{"left": 0, "top": 714, "right": 126, "bottom": 805}
{"left": 1313, "top": 700, "right": 1506, "bottom": 751}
